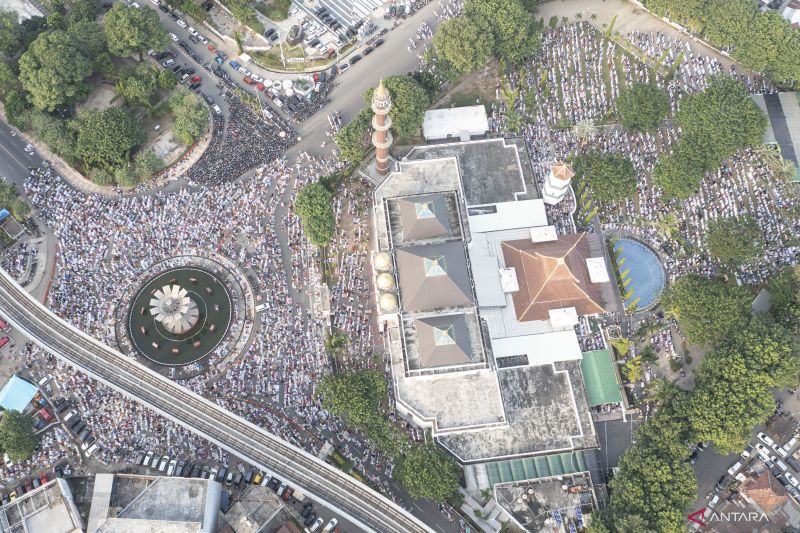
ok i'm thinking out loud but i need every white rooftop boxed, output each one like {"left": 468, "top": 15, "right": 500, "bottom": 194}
{"left": 468, "top": 199, "right": 548, "bottom": 234}
{"left": 548, "top": 307, "right": 579, "bottom": 330}
{"left": 491, "top": 330, "right": 583, "bottom": 366}
{"left": 499, "top": 268, "right": 520, "bottom": 293}
{"left": 423, "top": 105, "right": 489, "bottom": 141}
{"left": 586, "top": 257, "right": 610, "bottom": 283}
{"left": 472, "top": 254, "right": 506, "bottom": 307}
{"left": 530, "top": 225, "right": 558, "bottom": 243}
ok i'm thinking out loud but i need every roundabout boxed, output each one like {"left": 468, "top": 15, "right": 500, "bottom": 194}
{"left": 114, "top": 253, "right": 256, "bottom": 371}
{"left": 127, "top": 267, "right": 232, "bottom": 366}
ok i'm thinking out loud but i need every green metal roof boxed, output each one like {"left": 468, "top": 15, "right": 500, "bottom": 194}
{"left": 485, "top": 451, "right": 587, "bottom": 486}
{"left": 581, "top": 349, "right": 623, "bottom": 406}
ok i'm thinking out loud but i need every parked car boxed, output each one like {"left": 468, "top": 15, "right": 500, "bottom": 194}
{"left": 169, "top": 33, "right": 178, "bottom": 42}
{"left": 303, "top": 512, "right": 317, "bottom": 527}
{"left": 212, "top": 104, "right": 222, "bottom": 114}
{"left": 758, "top": 432, "right": 775, "bottom": 447}
{"left": 309, "top": 517, "right": 324, "bottom": 532}
{"left": 167, "top": 459, "right": 177, "bottom": 476}
{"left": 176, "top": 19, "right": 187, "bottom": 28}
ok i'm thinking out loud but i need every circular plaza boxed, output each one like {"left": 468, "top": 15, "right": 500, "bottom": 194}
{"left": 115, "top": 254, "right": 256, "bottom": 369}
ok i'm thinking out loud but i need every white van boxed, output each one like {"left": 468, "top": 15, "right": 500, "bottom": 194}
{"left": 85, "top": 443, "right": 98, "bottom": 456}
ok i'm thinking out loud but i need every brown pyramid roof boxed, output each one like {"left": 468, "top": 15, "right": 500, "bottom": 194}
{"left": 551, "top": 163, "right": 575, "bottom": 181}
{"left": 395, "top": 241, "right": 473, "bottom": 312}
{"left": 501, "top": 233, "right": 609, "bottom": 322}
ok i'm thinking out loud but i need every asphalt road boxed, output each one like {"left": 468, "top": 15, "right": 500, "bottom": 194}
{"left": 0, "top": 120, "right": 44, "bottom": 188}
{"left": 140, "top": 0, "right": 439, "bottom": 155}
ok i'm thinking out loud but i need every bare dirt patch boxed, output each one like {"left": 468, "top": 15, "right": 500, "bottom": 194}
{"left": 432, "top": 59, "right": 501, "bottom": 110}
{"left": 77, "top": 83, "right": 121, "bottom": 113}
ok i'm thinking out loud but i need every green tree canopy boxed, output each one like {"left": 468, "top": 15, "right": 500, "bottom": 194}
{"left": 294, "top": 182, "right": 335, "bottom": 246}
{"left": 334, "top": 107, "right": 372, "bottom": 164}
{"left": 661, "top": 274, "right": 751, "bottom": 345}
{"left": 768, "top": 266, "right": 800, "bottom": 333}
{"left": 363, "top": 75, "right": 430, "bottom": 139}
{"left": 573, "top": 151, "right": 637, "bottom": 205}
{"left": 688, "top": 319, "right": 800, "bottom": 454}
{"left": 133, "top": 149, "right": 163, "bottom": 181}
{"left": 317, "top": 370, "right": 386, "bottom": 427}
{"left": 604, "top": 391, "right": 696, "bottom": 532}
{"left": 0, "top": 10, "right": 22, "bottom": 55}
{"left": 0, "top": 411, "right": 37, "bottom": 462}
{"left": 103, "top": 3, "right": 168, "bottom": 60}
{"left": 169, "top": 88, "right": 209, "bottom": 145}
{"left": 118, "top": 65, "right": 159, "bottom": 107}
{"left": 463, "top": 0, "right": 543, "bottom": 65}
{"left": 705, "top": 215, "right": 764, "bottom": 267}
{"left": 431, "top": 16, "right": 494, "bottom": 76}
{"left": 0, "top": 61, "right": 19, "bottom": 100}
{"left": 0, "top": 181, "right": 30, "bottom": 220}
{"left": 394, "top": 442, "right": 462, "bottom": 501}
{"left": 654, "top": 76, "right": 766, "bottom": 199}
{"left": 616, "top": 83, "right": 670, "bottom": 133}
{"left": 18, "top": 30, "right": 93, "bottom": 111}
{"left": 67, "top": 20, "right": 107, "bottom": 62}
{"left": 76, "top": 107, "right": 145, "bottom": 171}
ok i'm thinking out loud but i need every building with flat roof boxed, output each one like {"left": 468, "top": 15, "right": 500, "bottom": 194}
{"left": 372, "top": 137, "right": 611, "bottom": 463}
{"left": 423, "top": 105, "right": 489, "bottom": 141}
{"left": 494, "top": 472, "right": 597, "bottom": 532}
{"left": 751, "top": 92, "right": 800, "bottom": 182}
{"left": 0, "top": 478, "right": 83, "bottom": 533}
{"left": 87, "top": 474, "right": 220, "bottom": 533}
{"left": 0, "top": 375, "right": 39, "bottom": 413}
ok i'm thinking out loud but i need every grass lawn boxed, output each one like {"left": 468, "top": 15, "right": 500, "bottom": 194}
{"left": 251, "top": 46, "right": 331, "bottom": 72}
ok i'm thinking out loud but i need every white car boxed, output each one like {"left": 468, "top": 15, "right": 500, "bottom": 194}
{"left": 198, "top": 35, "right": 209, "bottom": 45}
{"left": 212, "top": 104, "right": 222, "bottom": 114}
{"left": 755, "top": 443, "right": 772, "bottom": 460}
{"left": 149, "top": 0, "right": 159, "bottom": 4}
{"left": 251, "top": 74, "right": 263, "bottom": 83}
{"left": 758, "top": 432, "right": 775, "bottom": 447}
{"left": 176, "top": 19, "right": 187, "bottom": 28}
{"left": 169, "top": 33, "right": 178, "bottom": 42}
{"left": 188, "top": 26, "right": 198, "bottom": 36}
{"left": 788, "top": 473, "right": 800, "bottom": 487}
{"left": 237, "top": 66, "right": 247, "bottom": 74}
{"left": 309, "top": 517, "right": 324, "bottom": 532}
{"left": 773, "top": 442, "right": 788, "bottom": 458}
{"left": 323, "top": 518, "right": 338, "bottom": 533}
{"left": 131, "top": 1, "right": 141, "bottom": 6}
{"left": 289, "top": 7, "right": 299, "bottom": 17}
{"left": 167, "top": 459, "right": 177, "bottom": 476}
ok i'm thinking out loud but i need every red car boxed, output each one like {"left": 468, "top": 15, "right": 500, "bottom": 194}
{"left": 190, "top": 75, "right": 201, "bottom": 83}
{"left": 0, "top": 336, "right": 10, "bottom": 349}
{"left": 256, "top": 83, "right": 265, "bottom": 91}
{"left": 312, "top": 73, "right": 320, "bottom": 82}
{"left": 243, "top": 77, "right": 254, "bottom": 85}
{"left": 282, "top": 486, "right": 294, "bottom": 501}
{"left": 207, "top": 44, "right": 216, "bottom": 53}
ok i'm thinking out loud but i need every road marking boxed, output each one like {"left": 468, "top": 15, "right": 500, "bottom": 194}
{"left": 435, "top": 525, "right": 447, "bottom": 533}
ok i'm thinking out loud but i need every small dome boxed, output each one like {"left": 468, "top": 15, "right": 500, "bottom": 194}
{"left": 376, "top": 272, "right": 395, "bottom": 290}
{"left": 379, "top": 292, "right": 398, "bottom": 312}
{"left": 374, "top": 252, "right": 392, "bottom": 270}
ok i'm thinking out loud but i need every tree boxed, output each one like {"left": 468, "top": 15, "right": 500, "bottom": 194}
{"left": 67, "top": 20, "right": 107, "bottom": 63}
{"left": 573, "top": 151, "right": 637, "bottom": 205}
{"left": 573, "top": 118, "right": 598, "bottom": 143}
{"left": 157, "top": 68, "right": 177, "bottom": 90}
{"left": 169, "top": 88, "right": 209, "bottom": 145}
{"left": 103, "top": 3, "right": 168, "bottom": 61}
{"left": 616, "top": 83, "right": 670, "bottom": 133}
{"left": 464, "top": 0, "right": 543, "bottom": 65}
{"left": 705, "top": 215, "right": 764, "bottom": 267}
{"left": 768, "top": 266, "right": 800, "bottom": 333}
{"left": 0, "top": 181, "right": 30, "bottom": 220}
{"left": 117, "top": 65, "right": 158, "bottom": 107}
{"left": 334, "top": 107, "right": 372, "bottom": 164}
{"left": 65, "top": 0, "right": 99, "bottom": 26}
{"left": 325, "top": 328, "right": 349, "bottom": 357}
{"left": 653, "top": 76, "right": 766, "bottom": 199}
{"left": 0, "top": 10, "right": 22, "bottom": 55}
{"left": 604, "top": 392, "right": 696, "bottom": 533}
{"left": 431, "top": 16, "right": 494, "bottom": 75}
{"left": 0, "top": 61, "right": 19, "bottom": 100}
{"left": 133, "top": 149, "right": 162, "bottom": 181}
{"left": 688, "top": 319, "right": 800, "bottom": 454}
{"left": 394, "top": 442, "right": 462, "bottom": 501}
{"left": 317, "top": 370, "right": 386, "bottom": 427}
{"left": 294, "top": 182, "right": 335, "bottom": 247}
{"left": 363, "top": 76, "right": 430, "bottom": 139}
{"left": 0, "top": 411, "right": 37, "bottom": 462}
{"left": 114, "top": 164, "right": 139, "bottom": 187}
{"left": 661, "top": 274, "right": 751, "bottom": 346}
{"left": 76, "top": 107, "right": 145, "bottom": 170}
{"left": 652, "top": 148, "right": 705, "bottom": 200}
{"left": 18, "top": 30, "right": 93, "bottom": 111}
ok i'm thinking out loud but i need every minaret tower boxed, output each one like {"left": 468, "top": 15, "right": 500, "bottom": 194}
{"left": 371, "top": 78, "right": 393, "bottom": 175}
